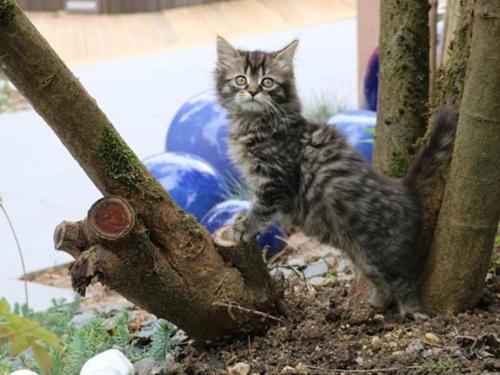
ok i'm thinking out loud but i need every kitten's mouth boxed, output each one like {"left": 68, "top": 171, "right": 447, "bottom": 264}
{"left": 239, "top": 100, "right": 264, "bottom": 112}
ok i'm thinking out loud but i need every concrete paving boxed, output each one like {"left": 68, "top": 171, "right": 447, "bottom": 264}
{"left": 0, "top": 20, "right": 357, "bottom": 308}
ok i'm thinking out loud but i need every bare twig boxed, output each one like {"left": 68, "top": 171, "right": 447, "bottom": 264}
{"left": 213, "top": 301, "right": 283, "bottom": 322}
{"left": 0, "top": 195, "right": 29, "bottom": 306}
{"left": 306, "top": 364, "right": 423, "bottom": 373}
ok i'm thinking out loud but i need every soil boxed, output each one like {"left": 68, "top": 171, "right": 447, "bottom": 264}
{"left": 182, "top": 273, "right": 499, "bottom": 375}
{"left": 30, "top": 237, "right": 500, "bottom": 375}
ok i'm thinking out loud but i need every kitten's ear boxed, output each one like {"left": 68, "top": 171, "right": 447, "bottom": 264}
{"left": 275, "top": 39, "right": 299, "bottom": 70}
{"left": 217, "top": 36, "right": 239, "bottom": 66}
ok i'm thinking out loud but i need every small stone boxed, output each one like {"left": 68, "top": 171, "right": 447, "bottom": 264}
{"left": 413, "top": 312, "right": 430, "bottom": 322}
{"left": 388, "top": 341, "right": 398, "bottom": 349}
{"left": 373, "top": 314, "right": 384, "bottom": 322}
{"left": 424, "top": 332, "right": 440, "bottom": 343}
{"left": 294, "top": 362, "right": 309, "bottom": 374}
{"left": 406, "top": 339, "right": 425, "bottom": 354}
{"left": 227, "top": 362, "right": 250, "bottom": 375}
{"left": 355, "top": 356, "right": 364, "bottom": 366}
{"left": 281, "top": 365, "right": 297, "bottom": 374}
{"left": 134, "top": 358, "right": 155, "bottom": 375}
{"left": 71, "top": 312, "right": 94, "bottom": 329}
{"left": 80, "top": 349, "right": 134, "bottom": 375}
{"left": 392, "top": 350, "right": 405, "bottom": 358}
{"left": 371, "top": 336, "right": 382, "bottom": 351}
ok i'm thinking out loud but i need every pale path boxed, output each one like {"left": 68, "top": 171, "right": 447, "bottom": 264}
{"left": 27, "top": 0, "right": 355, "bottom": 66}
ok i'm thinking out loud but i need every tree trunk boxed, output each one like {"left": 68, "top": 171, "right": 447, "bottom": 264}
{"left": 420, "top": 0, "right": 500, "bottom": 313}
{"left": 418, "top": 0, "right": 475, "bottom": 269}
{"left": 0, "top": 0, "right": 281, "bottom": 341}
{"left": 373, "top": 0, "right": 430, "bottom": 177}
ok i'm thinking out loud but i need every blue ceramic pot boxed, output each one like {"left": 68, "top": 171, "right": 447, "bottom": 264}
{"left": 165, "top": 91, "right": 242, "bottom": 185}
{"left": 363, "top": 49, "right": 379, "bottom": 111}
{"left": 327, "top": 110, "right": 376, "bottom": 164}
{"left": 201, "top": 199, "right": 287, "bottom": 257}
{"left": 143, "top": 152, "right": 229, "bottom": 221}
{"left": 364, "top": 20, "right": 442, "bottom": 112}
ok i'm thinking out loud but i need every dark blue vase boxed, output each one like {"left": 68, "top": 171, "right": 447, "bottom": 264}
{"left": 327, "top": 110, "right": 376, "bottom": 164}
{"left": 143, "top": 152, "right": 229, "bottom": 221}
{"left": 363, "top": 48, "right": 379, "bottom": 111}
{"left": 165, "top": 91, "right": 243, "bottom": 186}
{"left": 201, "top": 199, "right": 287, "bottom": 257}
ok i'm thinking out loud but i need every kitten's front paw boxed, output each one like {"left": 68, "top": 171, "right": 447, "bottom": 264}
{"left": 232, "top": 220, "right": 253, "bottom": 243}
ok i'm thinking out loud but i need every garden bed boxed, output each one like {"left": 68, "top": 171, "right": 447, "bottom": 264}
{"left": 25, "top": 234, "right": 500, "bottom": 375}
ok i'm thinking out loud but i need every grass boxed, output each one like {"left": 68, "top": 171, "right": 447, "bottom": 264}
{"left": 0, "top": 80, "right": 17, "bottom": 113}
{"left": 304, "top": 92, "right": 350, "bottom": 123}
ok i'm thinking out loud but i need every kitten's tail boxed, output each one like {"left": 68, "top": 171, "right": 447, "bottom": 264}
{"left": 403, "top": 107, "right": 458, "bottom": 194}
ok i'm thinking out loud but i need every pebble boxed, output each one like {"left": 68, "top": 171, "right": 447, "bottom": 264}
{"left": 227, "top": 362, "right": 250, "bottom": 375}
{"left": 388, "top": 341, "right": 398, "bottom": 349}
{"left": 424, "top": 332, "right": 440, "bottom": 343}
{"left": 294, "top": 362, "right": 309, "bottom": 374}
{"left": 355, "top": 356, "right": 364, "bottom": 366}
{"left": 371, "top": 336, "right": 382, "bottom": 351}
{"left": 70, "top": 312, "right": 95, "bottom": 329}
{"left": 80, "top": 349, "right": 134, "bottom": 375}
{"left": 281, "top": 365, "right": 297, "bottom": 374}
{"left": 392, "top": 350, "right": 406, "bottom": 358}
{"left": 406, "top": 339, "right": 425, "bottom": 354}
{"left": 373, "top": 314, "right": 385, "bottom": 322}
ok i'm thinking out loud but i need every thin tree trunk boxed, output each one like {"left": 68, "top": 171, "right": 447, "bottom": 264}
{"left": 0, "top": 0, "right": 281, "bottom": 341}
{"left": 418, "top": 0, "right": 475, "bottom": 270}
{"left": 420, "top": 0, "right": 500, "bottom": 313}
{"left": 373, "top": 0, "right": 430, "bottom": 177}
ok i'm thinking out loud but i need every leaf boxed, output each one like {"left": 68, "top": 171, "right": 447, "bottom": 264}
{"left": 9, "top": 334, "right": 30, "bottom": 356}
{"left": 32, "top": 342, "right": 53, "bottom": 375}
{"left": 30, "top": 326, "right": 61, "bottom": 349}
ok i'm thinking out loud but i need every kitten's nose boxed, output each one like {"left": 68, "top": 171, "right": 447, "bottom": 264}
{"left": 247, "top": 84, "right": 259, "bottom": 97}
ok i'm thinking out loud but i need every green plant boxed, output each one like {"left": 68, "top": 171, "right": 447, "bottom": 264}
{"left": 304, "top": 92, "right": 349, "bottom": 123}
{"left": 62, "top": 318, "right": 112, "bottom": 374}
{"left": 423, "top": 360, "right": 460, "bottom": 373}
{"left": 149, "top": 320, "right": 179, "bottom": 361}
{"left": 0, "top": 81, "right": 15, "bottom": 112}
{"left": 0, "top": 299, "right": 61, "bottom": 374}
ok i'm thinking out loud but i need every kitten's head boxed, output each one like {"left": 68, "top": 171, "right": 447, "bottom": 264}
{"left": 215, "top": 37, "right": 300, "bottom": 116}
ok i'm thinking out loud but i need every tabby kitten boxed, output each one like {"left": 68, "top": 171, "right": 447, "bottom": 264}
{"left": 214, "top": 37, "right": 457, "bottom": 313}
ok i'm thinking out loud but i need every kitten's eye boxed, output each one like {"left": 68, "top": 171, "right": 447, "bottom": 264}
{"left": 235, "top": 75, "right": 247, "bottom": 86}
{"left": 261, "top": 77, "right": 275, "bottom": 89}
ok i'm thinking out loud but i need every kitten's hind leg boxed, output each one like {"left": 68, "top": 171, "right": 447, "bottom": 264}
{"left": 390, "top": 277, "right": 423, "bottom": 315}
{"left": 369, "top": 286, "right": 395, "bottom": 309}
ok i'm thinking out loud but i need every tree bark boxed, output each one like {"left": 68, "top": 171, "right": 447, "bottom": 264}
{"left": 418, "top": 0, "right": 475, "bottom": 269}
{"left": 0, "top": 0, "right": 281, "bottom": 341}
{"left": 373, "top": 0, "right": 430, "bottom": 177}
{"left": 420, "top": 0, "right": 500, "bottom": 313}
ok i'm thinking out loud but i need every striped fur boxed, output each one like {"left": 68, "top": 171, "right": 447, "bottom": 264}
{"left": 215, "top": 37, "right": 457, "bottom": 314}
{"left": 404, "top": 107, "right": 458, "bottom": 194}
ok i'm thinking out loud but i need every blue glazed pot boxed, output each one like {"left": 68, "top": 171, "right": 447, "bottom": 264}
{"left": 363, "top": 49, "right": 379, "bottom": 111}
{"left": 201, "top": 199, "right": 287, "bottom": 257}
{"left": 327, "top": 110, "right": 376, "bottom": 164}
{"left": 143, "top": 152, "right": 229, "bottom": 221}
{"left": 165, "top": 91, "right": 242, "bottom": 186}
{"left": 364, "top": 19, "right": 443, "bottom": 112}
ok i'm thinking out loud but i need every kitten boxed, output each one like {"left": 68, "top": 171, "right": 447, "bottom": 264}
{"left": 214, "top": 37, "right": 457, "bottom": 313}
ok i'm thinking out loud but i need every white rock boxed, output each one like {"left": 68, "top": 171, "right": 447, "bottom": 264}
{"left": 227, "top": 362, "right": 250, "bottom": 375}
{"left": 80, "top": 349, "right": 134, "bottom": 375}
{"left": 10, "top": 370, "right": 39, "bottom": 375}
